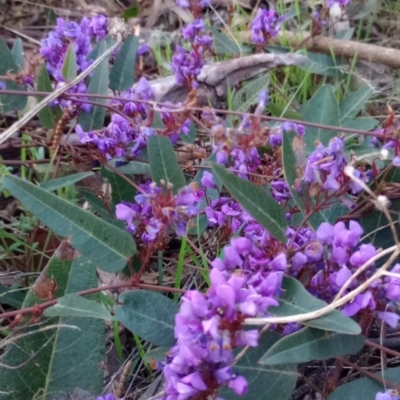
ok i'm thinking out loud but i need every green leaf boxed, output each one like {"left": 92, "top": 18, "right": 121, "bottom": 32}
{"left": 210, "top": 27, "right": 243, "bottom": 55}
{"left": 0, "top": 285, "right": 26, "bottom": 308}
{"left": 339, "top": 86, "right": 373, "bottom": 122}
{"left": 335, "top": 27, "right": 355, "bottom": 40}
{"left": 271, "top": 277, "right": 361, "bottom": 334}
{"left": 0, "top": 244, "right": 104, "bottom": 400}
{"left": 101, "top": 165, "right": 136, "bottom": 207}
{"left": 147, "top": 135, "right": 186, "bottom": 194}
{"left": 109, "top": 35, "right": 139, "bottom": 91}
{"left": 211, "top": 163, "right": 287, "bottom": 243}
{"left": 220, "top": 331, "right": 297, "bottom": 400}
{"left": 2, "top": 175, "right": 136, "bottom": 272}
{"left": 87, "top": 36, "right": 116, "bottom": 60}
{"left": 268, "top": 103, "right": 301, "bottom": 120}
{"left": 36, "top": 65, "right": 63, "bottom": 129}
{"left": 79, "top": 189, "right": 125, "bottom": 229}
{"left": 259, "top": 327, "right": 364, "bottom": 365}
{"left": 327, "top": 366, "right": 400, "bottom": 400}
{"left": 232, "top": 74, "right": 270, "bottom": 113}
{"left": 78, "top": 42, "right": 109, "bottom": 131}
{"left": 300, "top": 52, "right": 346, "bottom": 78}
{"left": 122, "top": 5, "right": 139, "bottom": 19}
{"left": 114, "top": 290, "right": 179, "bottom": 346}
{"left": 0, "top": 37, "right": 27, "bottom": 112}
{"left": 187, "top": 214, "right": 209, "bottom": 235}
{"left": 41, "top": 171, "right": 94, "bottom": 191}
{"left": 144, "top": 347, "right": 171, "bottom": 363}
{"left": 341, "top": 117, "right": 378, "bottom": 131}
{"left": 62, "top": 43, "right": 77, "bottom": 81}
{"left": 301, "top": 85, "right": 340, "bottom": 152}
{"left": 108, "top": 160, "right": 151, "bottom": 175}
{"left": 44, "top": 293, "right": 114, "bottom": 320}
{"left": 11, "top": 38, "right": 25, "bottom": 71}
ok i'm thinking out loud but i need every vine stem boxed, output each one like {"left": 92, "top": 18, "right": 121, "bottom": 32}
{"left": 0, "top": 89, "right": 393, "bottom": 139}
{"left": 0, "top": 39, "right": 122, "bottom": 145}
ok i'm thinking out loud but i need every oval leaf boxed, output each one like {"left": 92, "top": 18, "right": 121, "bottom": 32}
{"left": 232, "top": 74, "right": 270, "bottom": 113}
{"left": 41, "top": 171, "right": 94, "bottom": 191}
{"left": 78, "top": 41, "right": 109, "bottom": 131}
{"left": 44, "top": 293, "right": 114, "bottom": 320}
{"left": 0, "top": 37, "right": 27, "bottom": 112}
{"left": 11, "top": 38, "right": 25, "bottom": 71}
{"left": 2, "top": 175, "right": 136, "bottom": 272}
{"left": 301, "top": 85, "right": 340, "bottom": 152}
{"left": 272, "top": 277, "right": 361, "bottom": 334}
{"left": 109, "top": 34, "right": 139, "bottom": 91}
{"left": 327, "top": 366, "right": 400, "bottom": 400}
{"left": 101, "top": 165, "right": 136, "bottom": 207}
{"left": 148, "top": 135, "right": 186, "bottom": 194}
{"left": 339, "top": 86, "right": 373, "bottom": 123}
{"left": 36, "top": 65, "right": 62, "bottom": 129}
{"left": 0, "top": 243, "right": 104, "bottom": 400}
{"left": 220, "top": 331, "right": 297, "bottom": 400}
{"left": 211, "top": 163, "right": 287, "bottom": 243}
{"left": 259, "top": 327, "right": 364, "bottom": 365}
{"left": 62, "top": 43, "right": 77, "bottom": 81}
{"left": 114, "top": 290, "right": 179, "bottom": 346}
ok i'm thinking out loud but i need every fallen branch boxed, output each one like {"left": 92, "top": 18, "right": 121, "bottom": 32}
{"left": 238, "top": 30, "right": 400, "bottom": 69}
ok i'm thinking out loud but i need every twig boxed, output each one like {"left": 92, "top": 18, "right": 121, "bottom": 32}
{"left": 0, "top": 39, "right": 122, "bottom": 145}
{"left": 244, "top": 246, "right": 400, "bottom": 326}
{"left": 336, "top": 357, "right": 400, "bottom": 391}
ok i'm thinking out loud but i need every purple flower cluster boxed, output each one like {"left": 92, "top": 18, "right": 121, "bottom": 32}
{"left": 160, "top": 236, "right": 284, "bottom": 400}
{"left": 172, "top": 0, "right": 212, "bottom": 89}
{"left": 40, "top": 16, "right": 107, "bottom": 79}
{"left": 40, "top": 16, "right": 108, "bottom": 112}
{"left": 286, "top": 220, "right": 400, "bottom": 326}
{"left": 250, "top": 9, "right": 284, "bottom": 47}
{"left": 76, "top": 77, "right": 155, "bottom": 159}
{"left": 303, "top": 137, "right": 370, "bottom": 193}
{"left": 116, "top": 181, "right": 203, "bottom": 243}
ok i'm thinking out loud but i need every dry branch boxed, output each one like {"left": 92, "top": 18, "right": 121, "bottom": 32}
{"left": 238, "top": 30, "right": 400, "bottom": 69}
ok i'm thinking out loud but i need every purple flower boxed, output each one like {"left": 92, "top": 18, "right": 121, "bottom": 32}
{"left": 393, "top": 156, "right": 400, "bottom": 167}
{"left": 316, "top": 222, "right": 334, "bottom": 244}
{"left": 384, "top": 264, "right": 400, "bottom": 302}
{"left": 88, "top": 15, "right": 108, "bottom": 40}
{"left": 201, "top": 171, "right": 215, "bottom": 189}
{"left": 349, "top": 244, "right": 377, "bottom": 267}
{"left": 182, "top": 19, "right": 205, "bottom": 40}
{"left": 327, "top": 0, "right": 351, "bottom": 7}
{"left": 342, "top": 292, "right": 376, "bottom": 316}
{"left": 375, "top": 390, "right": 400, "bottom": 400}
{"left": 250, "top": 9, "right": 283, "bottom": 46}
{"left": 171, "top": 46, "right": 203, "bottom": 89}
{"left": 138, "top": 44, "right": 150, "bottom": 55}
{"left": 378, "top": 312, "right": 400, "bottom": 328}
{"left": 97, "top": 395, "right": 122, "bottom": 400}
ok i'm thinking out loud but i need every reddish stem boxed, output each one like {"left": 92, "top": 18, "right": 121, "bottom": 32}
{"left": 0, "top": 281, "right": 186, "bottom": 321}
